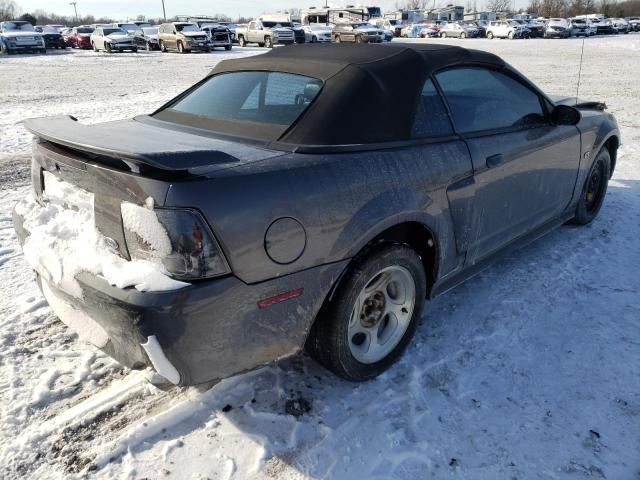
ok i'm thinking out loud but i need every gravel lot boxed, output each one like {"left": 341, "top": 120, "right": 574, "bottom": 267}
{"left": 0, "top": 36, "right": 639, "bottom": 479}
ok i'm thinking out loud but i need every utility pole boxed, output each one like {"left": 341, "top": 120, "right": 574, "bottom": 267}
{"left": 69, "top": 2, "right": 78, "bottom": 23}
{"left": 161, "top": 0, "right": 167, "bottom": 21}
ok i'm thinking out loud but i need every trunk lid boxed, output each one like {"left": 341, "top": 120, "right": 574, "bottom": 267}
{"left": 25, "top": 115, "right": 281, "bottom": 260}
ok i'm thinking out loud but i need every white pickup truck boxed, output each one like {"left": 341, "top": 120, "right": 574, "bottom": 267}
{"left": 235, "top": 20, "right": 295, "bottom": 48}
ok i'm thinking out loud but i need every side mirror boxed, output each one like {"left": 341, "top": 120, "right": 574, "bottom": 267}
{"left": 551, "top": 104, "right": 581, "bottom": 126}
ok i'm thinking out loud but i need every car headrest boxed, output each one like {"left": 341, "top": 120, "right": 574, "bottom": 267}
{"left": 304, "top": 82, "right": 322, "bottom": 100}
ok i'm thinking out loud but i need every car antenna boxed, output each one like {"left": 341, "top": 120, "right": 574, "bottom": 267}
{"left": 575, "top": 37, "right": 586, "bottom": 106}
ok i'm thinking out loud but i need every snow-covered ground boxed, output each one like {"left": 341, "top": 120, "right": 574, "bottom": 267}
{"left": 1, "top": 37, "right": 639, "bottom": 479}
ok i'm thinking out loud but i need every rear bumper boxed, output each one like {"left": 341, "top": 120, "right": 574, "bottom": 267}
{"left": 13, "top": 206, "right": 348, "bottom": 385}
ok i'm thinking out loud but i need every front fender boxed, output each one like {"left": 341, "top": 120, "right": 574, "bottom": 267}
{"left": 572, "top": 112, "right": 620, "bottom": 207}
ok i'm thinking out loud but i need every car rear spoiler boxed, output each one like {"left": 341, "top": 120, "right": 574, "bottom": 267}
{"left": 24, "top": 115, "right": 281, "bottom": 175}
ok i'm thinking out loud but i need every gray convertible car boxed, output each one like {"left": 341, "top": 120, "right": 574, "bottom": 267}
{"left": 13, "top": 44, "right": 619, "bottom": 386}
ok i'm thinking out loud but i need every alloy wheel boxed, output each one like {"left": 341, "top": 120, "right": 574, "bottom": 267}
{"left": 347, "top": 266, "right": 416, "bottom": 364}
{"left": 585, "top": 159, "right": 605, "bottom": 213}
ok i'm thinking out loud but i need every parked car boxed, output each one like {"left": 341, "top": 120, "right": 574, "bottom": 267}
{"left": 438, "top": 22, "right": 479, "bottom": 38}
{"left": 420, "top": 26, "right": 440, "bottom": 38}
{"left": 569, "top": 18, "right": 594, "bottom": 36}
{"left": 216, "top": 21, "right": 237, "bottom": 42}
{"left": 45, "top": 24, "right": 67, "bottom": 33}
{"left": 64, "top": 26, "right": 94, "bottom": 48}
{"left": 486, "top": 20, "right": 527, "bottom": 39}
{"left": 627, "top": 17, "right": 640, "bottom": 31}
{"left": 133, "top": 26, "right": 160, "bottom": 50}
{"left": 198, "top": 23, "right": 232, "bottom": 50}
{"left": 370, "top": 18, "right": 404, "bottom": 37}
{"left": 302, "top": 24, "right": 333, "bottom": 43}
{"left": 235, "top": 20, "right": 295, "bottom": 47}
{"left": 158, "top": 22, "right": 210, "bottom": 53}
{"left": 610, "top": 18, "right": 630, "bottom": 33}
{"left": 583, "top": 16, "right": 614, "bottom": 34}
{"left": 544, "top": 18, "right": 571, "bottom": 38}
{"left": 112, "top": 22, "right": 139, "bottom": 36}
{"left": 473, "top": 20, "right": 489, "bottom": 37}
{"left": 518, "top": 19, "right": 545, "bottom": 37}
{"left": 90, "top": 26, "right": 138, "bottom": 52}
{"left": 14, "top": 44, "right": 619, "bottom": 386}
{"left": 0, "top": 20, "right": 46, "bottom": 54}
{"left": 333, "top": 22, "right": 384, "bottom": 43}
{"left": 40, "top": 25, "right": 67, "bottom": 48}
{"left": 402, "top": 23, "right": 431, "bottom": 38}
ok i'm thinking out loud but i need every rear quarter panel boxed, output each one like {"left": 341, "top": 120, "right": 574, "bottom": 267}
{"left": 165, "top": 141, "right": 473, "bottom": 285}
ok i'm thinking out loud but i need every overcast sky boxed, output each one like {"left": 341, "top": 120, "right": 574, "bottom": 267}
{"left": 16, "top": 0, "right": 526, "bottom": 20}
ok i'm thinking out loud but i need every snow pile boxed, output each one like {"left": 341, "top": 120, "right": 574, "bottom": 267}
{"left": 121, "top": 198, "right": 172, "bottom": 259}
{"left": 16, "top": 172, "right": 188, "bottom": 297}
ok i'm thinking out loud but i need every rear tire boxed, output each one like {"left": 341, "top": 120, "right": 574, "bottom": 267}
{"left": 160, "top": 40, "right": 167, "bottom": 52}
{"left": 571, "top": 148, "right": 611, "bottom": 225}
{"left": 92, "top": 41, "right": 98, "bottom": 51}
{"left": 225, "top": 44, "right": 232, "bottom": 50}
{"left": 306, "top": 244, "right": 426, "bottom": 381}
{"left": 440, "top": 32, "right": 447, "bottom": 38}
{"left": 355, "top": 35, "right": 363, "bottom": 43}
{"left": 460, "top": 32, "right": 466, "bottom": 39}
{"left": 178, "top": 41, "right": 186, "bottom": 53}
{"left": 335, "top": 35, "right": 341, "bottom": 43}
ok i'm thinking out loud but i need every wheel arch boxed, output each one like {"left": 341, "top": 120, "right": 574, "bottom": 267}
{"left": 326, "top": 220, "right": 440, "bottom": 305}
{"left": 604, "top": 134, "right": 619, "bottom": 177}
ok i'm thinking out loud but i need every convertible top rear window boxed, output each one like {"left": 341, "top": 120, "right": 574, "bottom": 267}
{"left": 155, "top": 71, "right": 323, "bottom": 141}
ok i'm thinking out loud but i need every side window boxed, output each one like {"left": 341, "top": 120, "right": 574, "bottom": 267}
{"left": 435, "top": 67, "right": 545, "bottom": 134}
{"left": 412, "top": 78, "right": 454, "bottom": 139}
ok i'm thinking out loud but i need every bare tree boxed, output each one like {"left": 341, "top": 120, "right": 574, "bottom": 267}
{"left": 395, "top": 0, "right": 428, "bottom": 10}
{"left": 0, "top": 0, "right": 20, "bottom": 21}
{"left": 527, "top": 0, "right": 542, "bottom": 12}
{"left": 486, "top": 0, "right": 512, "bottom": 12}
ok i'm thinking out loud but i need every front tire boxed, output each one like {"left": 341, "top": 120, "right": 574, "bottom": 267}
{"left": 306, "top": 245, "right": 426, "bottom": 381}
{"left": 487, "top": 31, "right": 494, "bottom": 39}
{"left": 264, "top": 36, "right": 273, "bottom": 48}
{"left": 238, "top": 35, "right": 246, "bottom": 47}
{"left": 460, "top": 32, "right": 466, "bottom": 39}
{"left": 178, "top": 41, "right": 186, "bottom": 53}
{"left": 572, "top": 148, "right": 611, "bottom": 225}
{"left": 440, "top": 32, "right": 447, "bottom": 38}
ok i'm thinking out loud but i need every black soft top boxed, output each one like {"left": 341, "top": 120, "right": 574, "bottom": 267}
{"left": 177, "top": 44, "right": 505, "bottom": 146}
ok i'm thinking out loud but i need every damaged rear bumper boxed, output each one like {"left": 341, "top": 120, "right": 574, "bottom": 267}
{"left": 13, "top": 207, "right": 348, "bottom": 386}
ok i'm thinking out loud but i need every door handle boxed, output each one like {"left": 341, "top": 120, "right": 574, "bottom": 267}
{"left": 486, "top": 153, "right": 506, "bottom": 169}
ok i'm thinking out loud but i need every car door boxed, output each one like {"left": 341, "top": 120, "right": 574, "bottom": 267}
{"left": 343, "top": 25, "right": 354, "bottom": 41}
{"left": 435, "top": 66, "right": 581, "bottom": 264}
{"left": 169, "top": 26, "right": 178, "bottom": 49}
{"left": 249, "top": 22, "right": 259, "bottom": 43}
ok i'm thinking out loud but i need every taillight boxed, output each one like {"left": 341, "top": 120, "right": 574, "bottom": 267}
{"left": 121, "top": 202, "right": 230, "bottom": 281}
